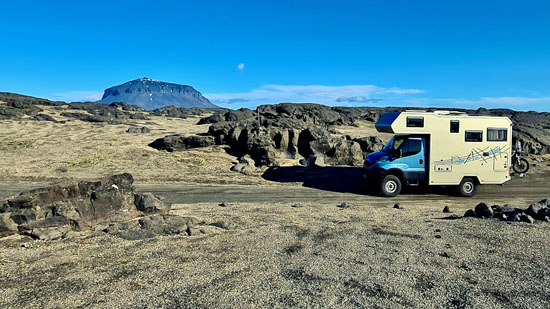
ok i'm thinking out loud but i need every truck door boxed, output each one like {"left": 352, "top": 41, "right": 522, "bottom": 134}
{"left": 398, "top": 137, "right": 425, "bottom": 182}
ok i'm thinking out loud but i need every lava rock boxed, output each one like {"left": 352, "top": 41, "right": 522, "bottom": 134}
{"left": 520, "top": 214, "right": 535, "bottom": 224}
{"left": 475, "top": 203, "right": 494, "bottom": 218}
{"left": 443, "top": 206, "right": 451, "bottom": 213}
{"left": 134, "top": 193, "right": 170, "bottom": 214}
{"left": 209, "top": 220, "right": 233, "bottom": 230}
{"left": 464, "top": 209, "right": 477, "bottom": 217}
{"left": 230, "top": 155, "right": 257, "bottom": 175}
{"left": 126, "top": 126, "right": 150, "bottom": 134}
{"left": 526, "top": 203, "right": 544, "bottom": 219}
{"left": 0, "top": 173, "right": 155, "bottom": 240}
{"left": 148, "top": 134, "right": 216, "bottom": 152}
{"left": 353, "top": 136, "right": 384, "bottom": 156}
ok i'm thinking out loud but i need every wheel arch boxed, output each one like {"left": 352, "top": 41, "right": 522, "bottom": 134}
{"left": 386, "top": 168, "right": 405, "bottom": 182}
{"left": 461, "top": 176, "right": 480, "bottom": 185}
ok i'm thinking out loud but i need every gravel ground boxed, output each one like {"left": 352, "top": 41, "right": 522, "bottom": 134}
{"left": 1, "top": 198, "right": 549, "bottom": 308}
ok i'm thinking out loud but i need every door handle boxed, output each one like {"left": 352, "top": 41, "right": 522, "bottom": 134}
{"left": 419, "top": 159, "right": 423, "bottom": 164}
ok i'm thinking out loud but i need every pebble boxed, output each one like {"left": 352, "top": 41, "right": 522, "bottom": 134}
{"left": 337, "top": 202, "right": 350, "bottom": 209}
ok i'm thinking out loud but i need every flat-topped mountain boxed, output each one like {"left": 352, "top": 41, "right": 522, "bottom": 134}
{"left": 97, "top": 77, "right": 217, "bottom": 109}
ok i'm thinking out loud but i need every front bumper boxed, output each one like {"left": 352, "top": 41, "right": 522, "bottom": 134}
{"left": 362, "top": 165, "right": 387, "bottom": 183}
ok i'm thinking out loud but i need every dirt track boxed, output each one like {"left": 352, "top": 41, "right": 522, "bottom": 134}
{"left": 1, "top": 170, "right": 548, "bottom": 206}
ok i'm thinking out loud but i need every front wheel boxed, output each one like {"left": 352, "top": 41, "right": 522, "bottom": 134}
{"left": 458, "top": 177, "right": 477, "bottom": 197}
{"left": 379, "top": 175, "right": 402, "bottom": 197}
{"left": 512, "top": 158, "right": 529, "bottom": 174}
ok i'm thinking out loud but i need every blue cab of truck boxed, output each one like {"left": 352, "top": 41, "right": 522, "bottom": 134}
{"left": 362, "top": 135, "right": 428, "bottom": 197}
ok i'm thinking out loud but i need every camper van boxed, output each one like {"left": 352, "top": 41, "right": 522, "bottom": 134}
{"left": 362, "top": 111, "right": 512, "bottom": 197}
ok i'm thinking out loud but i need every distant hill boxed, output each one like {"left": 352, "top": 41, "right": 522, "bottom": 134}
{"left": 97, "top": 77, "right": 217, "bottom": 109}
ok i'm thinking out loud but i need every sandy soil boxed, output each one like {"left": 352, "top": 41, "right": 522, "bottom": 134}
{"left": 1, "top": 197, "right": 549, "bottom": 308}
{"left": 1, "top": 109, "right": 550, "bottom": 308}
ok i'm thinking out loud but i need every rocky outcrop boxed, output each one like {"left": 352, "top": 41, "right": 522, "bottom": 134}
{"left": 0, "top": 95, "right": 44, "bottom": 120}
{"left": 0, "top": 173, "right": 171, "bottom": 240}
{"left": 148, "top": 134, "right": 216, "bottom": 152}
{"left": 151, "top": 103, "right": 376, "bottom": 167}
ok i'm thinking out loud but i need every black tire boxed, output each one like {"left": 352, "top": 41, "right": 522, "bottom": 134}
{"left": 379, "top": 175, "right": 402, "bottom": 197}
{"left": 512, "top": 158, "right": 529, "bottom": 174}
{"left": 458, "top": 177, "right": 477, "bottom": 197}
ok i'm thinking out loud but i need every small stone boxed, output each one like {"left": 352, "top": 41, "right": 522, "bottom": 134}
{"left": 138, "top": 218, "right": 151, "bottom": 229}
{"left": 219, "top": 202, "right": 230, "bottom": 207}
{"left": 442, "top": 206, "right": 451, "bottom": 213}
{"left": 509, "top": 214, "right": 521, "bottom": 222}
{"left": 338, "top": 202, "right": 350, "bottom": 209}
{"left": 464, "top": 209, "right": 477, "bottom": 217}
{"left": 393, "top": 203, "right": 401, "bottom": 209}
{"left": 209, "top": 220, "right": 232, "bottom": 230}
{"left": 435, "top": 235, "right": 442, "bottom": 239}
{"left": 474, "top": 203, "right": 493, "bottom": 218}
{"left": 135, "top": 193, "right": 170, "bottom": 214}
{"left": 498, "top": 213, "right": 508, "bottom": 221}
{"left": 291, "top": 203, "right": 302, "bottom": 208}
{"left": 544, "top": 216, "right": 550, "bottom": 223}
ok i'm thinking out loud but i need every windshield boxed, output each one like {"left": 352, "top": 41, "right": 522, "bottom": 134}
{"left": 382, "top": 136, "right": 408, "bottom": 153}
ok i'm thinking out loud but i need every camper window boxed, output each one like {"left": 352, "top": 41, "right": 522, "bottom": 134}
{"left": 406, "top": 117, "right": 424, "bottom": 127}
{"left": 487, "top": 128, "right": 507, "bottom": 141}
{"left": 450, "top": 120, "right": 459, "bottom": 133}
{"left": 465, "top": 131, "right": 483, "bottom": 142}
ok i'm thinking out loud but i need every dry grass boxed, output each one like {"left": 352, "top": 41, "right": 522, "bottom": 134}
{"left": 0, "top": 106, "right": 270, "bottom": 185}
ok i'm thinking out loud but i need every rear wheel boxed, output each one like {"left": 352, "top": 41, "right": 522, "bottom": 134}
{"left": 380, "top": 175, "right": 402, "bottom": 197}
{"left": 458, "top": 177, "right": 477, "bottom": 197}
{"left": 512, "top": 158, "right": 529, "bottom": 174}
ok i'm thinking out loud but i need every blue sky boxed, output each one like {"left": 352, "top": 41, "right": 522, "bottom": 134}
{"left": 1, "top": 0, "right": 549, "bottom": 111}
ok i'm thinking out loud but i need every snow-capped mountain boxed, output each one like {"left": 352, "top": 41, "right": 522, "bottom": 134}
{"left": 98, "top": 77, "right": 217, "bottom": 109}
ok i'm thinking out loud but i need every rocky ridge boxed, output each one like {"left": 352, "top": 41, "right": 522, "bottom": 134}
{"left": 0, "top": 173, "right": 216, "bottom": 241}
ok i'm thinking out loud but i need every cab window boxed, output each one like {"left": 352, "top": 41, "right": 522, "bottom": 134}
{"left": 399, "top": 139, "right": 422, "bottom": 156}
